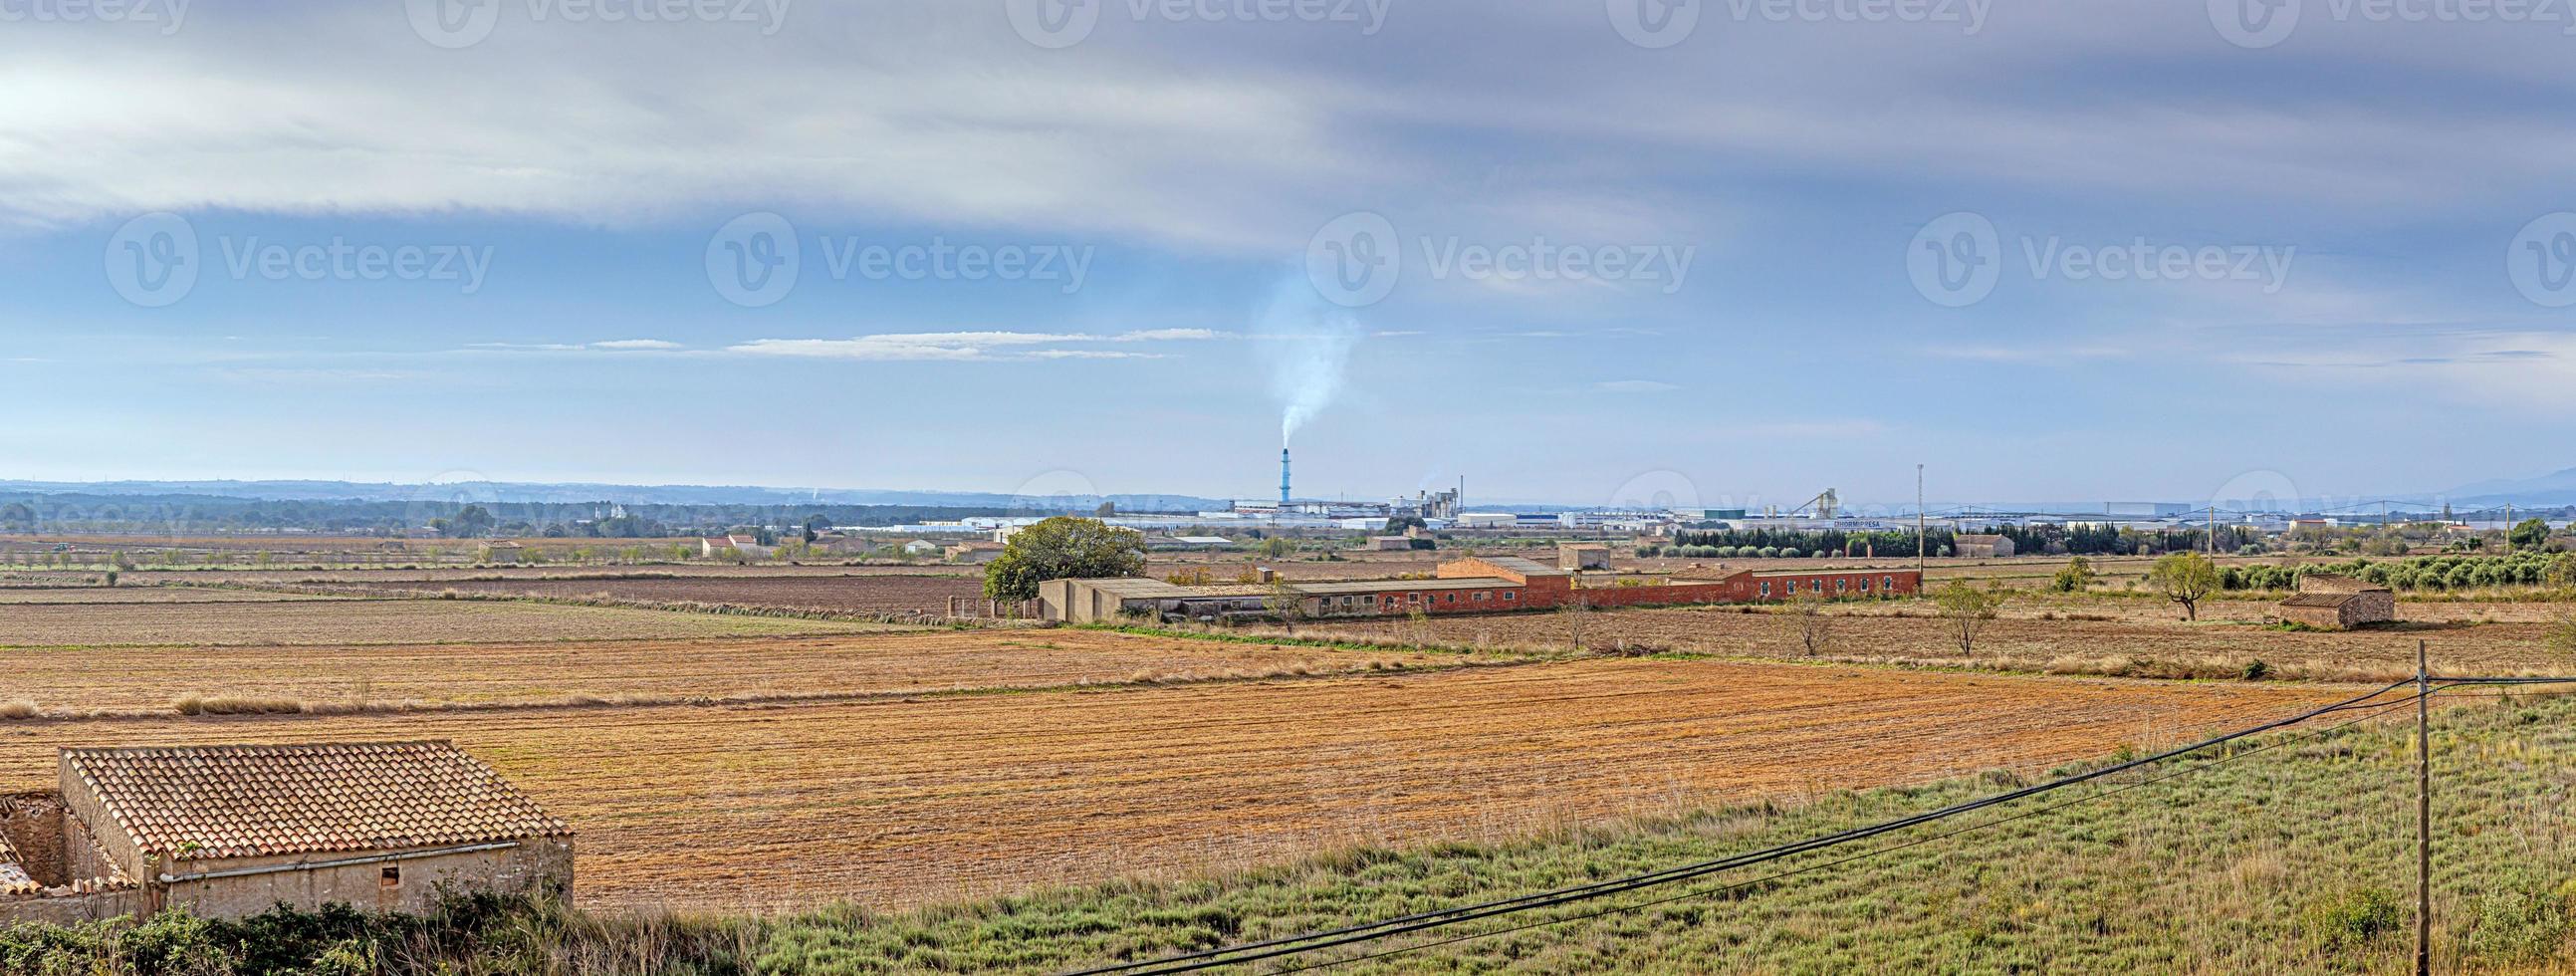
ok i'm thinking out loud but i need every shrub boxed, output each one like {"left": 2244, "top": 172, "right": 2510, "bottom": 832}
{"left": 2301, "top": 887, "right": 2401, "bottom": 952}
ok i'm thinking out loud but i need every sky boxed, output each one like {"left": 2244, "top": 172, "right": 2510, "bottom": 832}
{"left": 2, "top": 0, "right": 2571, "bottom": 511}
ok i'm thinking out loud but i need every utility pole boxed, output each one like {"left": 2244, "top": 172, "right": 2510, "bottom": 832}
{"left": 1917, "top": 464, "right": 1927, "bottom": 579}
{"left": 2208, "top": 505, "right": 2218, "bottom": 557}
{"left": 2416, "top": 638, "right": 2432, "bottom": 976}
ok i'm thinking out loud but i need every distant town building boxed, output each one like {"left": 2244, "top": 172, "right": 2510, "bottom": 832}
{"left": 0, "top": 741, "right": 571, "bottom": 924}
{"left": 2278, "top": 575, "right": 2397, "bottom": 630}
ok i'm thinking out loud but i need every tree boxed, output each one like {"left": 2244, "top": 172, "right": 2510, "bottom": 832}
{"left": 1267, "top": 578, "right": 1308, "bottom": 634}
{"left": 2511, "top": 517, "right": 2553, "bottom": 552}
{"left": 982, "top": 517, "right": 1146, "bottom": 602}
{"left": 2051, "top": 556, "right": 2097, "bottom": 594}
{"left": 2149, "top": 552, "right": 2222, "bottom": 621}
{"left": 1791, "top": 592, "right": 1835, "bottom": 656}
{"left": 1934, "top": 581, "right": 2003, "bottom": 655}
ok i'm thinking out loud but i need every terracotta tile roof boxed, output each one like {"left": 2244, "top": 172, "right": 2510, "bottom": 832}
{"left": 0, "top": 832, "right": 32, "bottom": 896}
{"left": 63, "top": 741, "right": 570, "bottom": 861}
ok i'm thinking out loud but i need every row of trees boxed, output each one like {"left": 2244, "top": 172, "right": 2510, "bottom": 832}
{"left": 2216, "top": 553, "right": 2576, "bottom": 594}
{"left": 1668, "top": 529, "right": 1957, "bottom": 559}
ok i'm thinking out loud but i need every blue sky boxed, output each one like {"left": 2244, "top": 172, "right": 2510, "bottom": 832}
{"left": 2, "top": 0, "right": 2571, "bottom": 509}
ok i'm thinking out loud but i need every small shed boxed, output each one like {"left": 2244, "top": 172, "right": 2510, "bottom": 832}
{"left": 2, "top": 741, "right": 572, "bottom": 923}
{"left": 1557, "top": 543, "right": 1614, "bottom": 572}
{"left": 1366, "top": 536, "right": 1414, "bottom": 552}
{"left": 2278, "top": 575, "right": 2397, "bottom": 630}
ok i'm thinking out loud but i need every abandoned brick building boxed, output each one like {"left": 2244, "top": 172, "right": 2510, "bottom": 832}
{"left": 1041, "top": 555, "right": 1924, "bottom": 623}
{"left": 0, "top": 741, "right": 572, "bottom": 923}
{"left": 2277, "top": 574, "right": 2399, "bottom": 630}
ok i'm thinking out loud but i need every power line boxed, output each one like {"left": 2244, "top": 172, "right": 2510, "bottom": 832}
{"left": 1277, "top": 692, "right": 2433, "bottom": 973}
{"left": 1064, "top": 680, "right": 2418, "bottom": 975}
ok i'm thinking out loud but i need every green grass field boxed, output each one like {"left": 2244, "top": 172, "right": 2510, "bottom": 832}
{"left": 14, "top": 690, "right": 2576, "bottom": 974}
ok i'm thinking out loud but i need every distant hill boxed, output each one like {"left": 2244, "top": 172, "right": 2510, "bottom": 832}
{"left": 0, "top": 480, "right": 1230, "bottom": 514}
{"left": 2442, "top": 468, "right": 2576, "bottom": 508}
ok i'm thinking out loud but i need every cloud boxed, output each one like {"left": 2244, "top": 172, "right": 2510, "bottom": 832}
{"left": 1596, "top": 379, "right": 1679, "bottom": 393}
{"left": 589, "top": 339, "right": 682, "bottom": 350}
{"left": 724, "top": 330, "right": 1218, "bottom": 363}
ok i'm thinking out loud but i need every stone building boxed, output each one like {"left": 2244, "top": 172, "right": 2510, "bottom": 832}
{"left": 1, "top": 741, "right": 571, "bottom": 923}
{"left": 2277, "top": 574, "right": 2398, "bottom": 630}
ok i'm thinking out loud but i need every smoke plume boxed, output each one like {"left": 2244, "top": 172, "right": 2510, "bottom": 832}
{"left": 1259, "top": 278, "right": 1362, "bottom": 447}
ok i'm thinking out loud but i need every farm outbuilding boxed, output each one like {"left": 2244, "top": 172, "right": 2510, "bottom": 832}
{"left": 0, "top": 741, "right": 571, "bottom": 924}
{"left": 1953, "top": 535, "right": 2016, "bottom": 558}
{"left": 2278, "top": 575, "right": 2397, "bottom": 630}
{"left": 1558, "top": 543, "right": 1613, "bottom": 571}
{"left": 1038, "top": 557, "right": 1923, "bottom": 622}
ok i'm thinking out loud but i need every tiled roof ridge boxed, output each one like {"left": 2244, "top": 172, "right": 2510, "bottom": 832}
{"left": 61, "top": 740, "right": 569, "bottom": 861}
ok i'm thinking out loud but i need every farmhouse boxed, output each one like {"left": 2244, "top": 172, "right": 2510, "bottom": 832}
{"left": 947, "top": 541, "right": 1006, "bottom": 564}
{"left": 1953, "top": 535, "right": 2017, "bottom": 558}
{"left": 1039, "top": 555, "right": 1923, "bottom": 622}
{"left": 2278, "top": 575, "right": 2398, "bottom": 630}
{"left": 1366, "top": 536, "right": 1414, "bottom": 552}
{"left": 0, "top": 741, "right": 571, "bottom": 924}
{"left": 702, "top": 535, "right": 773, "bottom": 560}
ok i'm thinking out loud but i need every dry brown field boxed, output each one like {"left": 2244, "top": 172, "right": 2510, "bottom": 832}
{"left": 124, "top": 563, "right": 983, "bottom": 585}
{"left": 0, "top": 587, "right": 340, "bottom": 604}
{"left": 1281, "top": 595, "right": 2571, "bottom": 682}
{"left": 0, "top": 629, "right": 1448, "bottom": 713}
{"left": 0, "top": 658, "right": 2335, "bottom": 909}
{"left": 311, "top": 574, "right": 986, "bottom": 614}
{"left": 0, "top": 599, "right": 882, "bottom": 646}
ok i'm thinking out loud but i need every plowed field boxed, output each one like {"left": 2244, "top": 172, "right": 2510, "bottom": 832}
{"left": 0, "top": 630, "right": 1445, "bottom": 712}
{"left": 0, "top": 600, "right": 880, "bottom": 646}
{"left": 0, "top": 659, "right": 2331, "bottom": 909}
{"left": 318, "top": 575, "right": 985, "bottom": 614}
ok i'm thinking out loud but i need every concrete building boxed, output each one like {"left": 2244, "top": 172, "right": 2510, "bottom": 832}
{"left": 1366, "top": 536, "right": 1415, "bottom": 552}
{"left": 2278, "top": 575, "right": 2398, "bottom": 630}
{"left": 1, "top": 741, "right": 571, "bottom": 924}
{"left": 1558, "top": 543, "right": 1614, "bottom": 572}
{"left": 1953, "top": 534, "right": 2017, "bottom": 558}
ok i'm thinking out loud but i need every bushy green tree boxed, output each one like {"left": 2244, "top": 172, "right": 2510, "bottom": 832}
{"left": 983, "top": 517, "right": 1146, "bottom": 601}
{"left": 2149, "top": 552, "right": 2221, "bottom": 621}
{"left": 2511, "top": 517, "right": 2553, "bottom": 552}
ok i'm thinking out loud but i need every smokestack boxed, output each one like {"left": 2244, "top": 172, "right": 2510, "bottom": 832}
{"left": 1280, "top": 448, "right": 1291, "bottom": 508}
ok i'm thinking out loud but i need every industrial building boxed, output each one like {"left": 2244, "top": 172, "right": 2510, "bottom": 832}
{"left": 1039, "top": 557, "right": 1923, "bottom": 623}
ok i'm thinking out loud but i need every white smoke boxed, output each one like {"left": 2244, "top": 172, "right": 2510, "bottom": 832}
{"left": 1259, "top": 278, "right": 1362, "bottom": 447}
